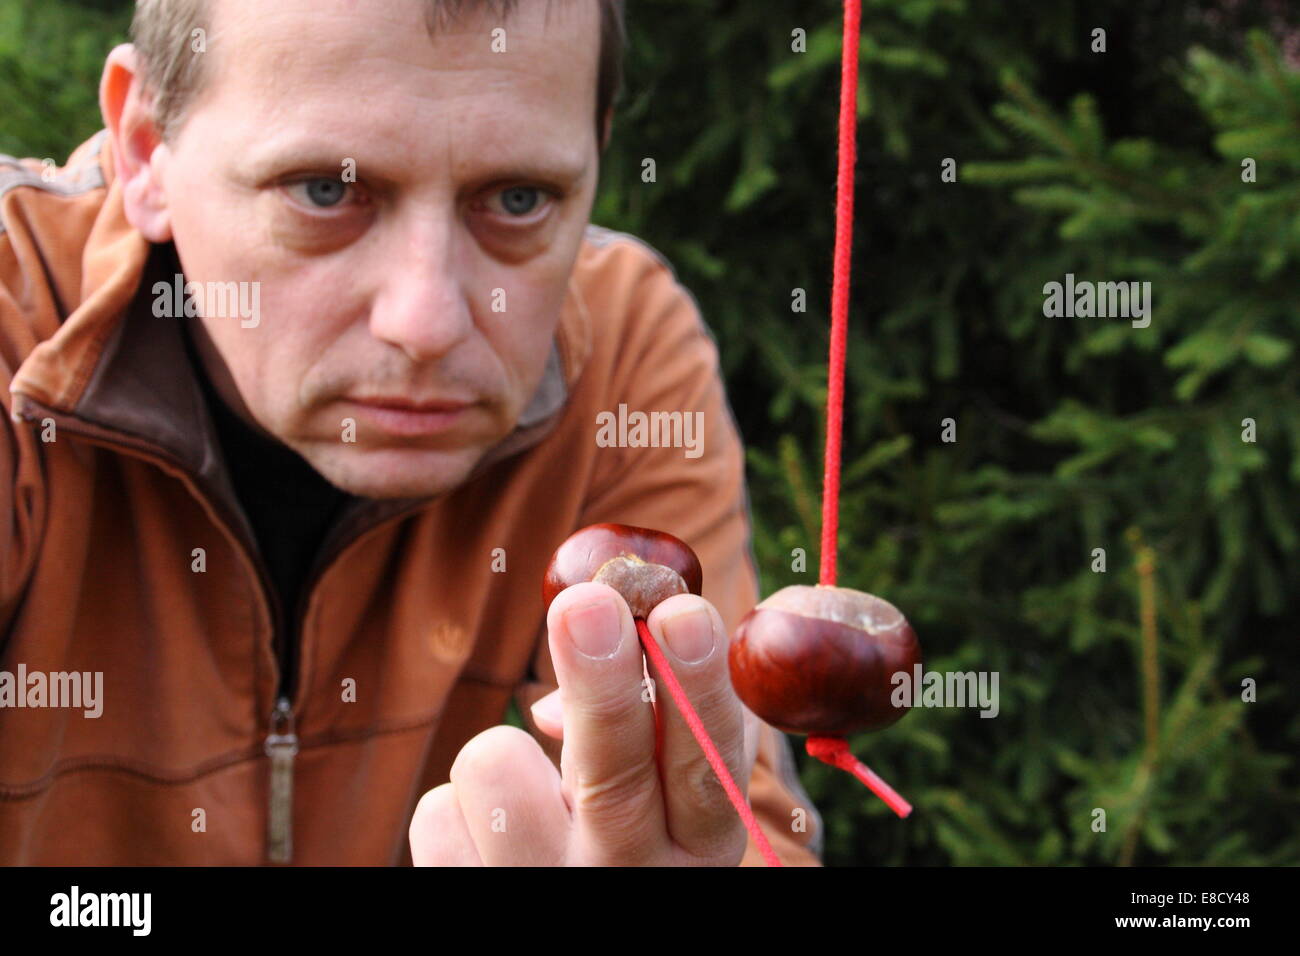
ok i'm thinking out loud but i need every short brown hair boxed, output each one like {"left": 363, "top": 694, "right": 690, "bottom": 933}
{"left": 130, "top": 0, "right": 625, "bottom": 148}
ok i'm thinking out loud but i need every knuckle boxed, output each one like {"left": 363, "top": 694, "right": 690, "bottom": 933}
{"left": 409, "top": 783, "right": 457, "bottom": 844}
{"left": 411, "top": 782, "right": 455, "bottom": 824}
{"left": 450, "top": 724, "right": 536, "bottom": 789}
{"left": 573, "top": 757, "right": 659, "bottom": 845}
{"left": 681, "top": 753, "right": 736, "bottom": 817}
{"left": 575, "top": 754, "right": 658, "bottom": 814}
{"left": 670, "top": 680, "right": 745, "bottom": 760}
{"left": 574, "top": 682, "right": 643, "bottom": 725}
{"left": 687, "top": 679, "right": 742, "bottom": 728}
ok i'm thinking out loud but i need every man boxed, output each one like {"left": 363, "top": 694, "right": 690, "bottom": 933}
{"left": 0, "top": 0, "right": 823, "bottom": 865}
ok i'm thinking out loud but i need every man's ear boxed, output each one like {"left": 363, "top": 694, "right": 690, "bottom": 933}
{"left": 100, "top": 43, "right": 173, "bottom": 242}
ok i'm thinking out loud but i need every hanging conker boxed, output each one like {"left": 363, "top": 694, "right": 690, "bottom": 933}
{"left": 542, "top": 522, "right": 703, "bottom": 618}
{"left": 729, "top": 584, "right": 921, "bottom": 737}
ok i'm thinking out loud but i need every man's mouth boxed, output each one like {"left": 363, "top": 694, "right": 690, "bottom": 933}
{"left": 342, "top": 394, "right": 476, "bottom": 437}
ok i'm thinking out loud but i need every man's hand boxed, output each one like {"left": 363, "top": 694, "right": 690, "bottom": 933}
{"left": 409, "top": 581, "right": 759, "bottom": 865}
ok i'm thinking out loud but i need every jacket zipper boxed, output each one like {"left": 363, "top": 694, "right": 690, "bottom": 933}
{"left": 263, "top": 541, "right": 313, "bottom": 864}
{"left": 264, "top": 695, "right": 298, "bottom": 863}
{"left": 261, "top": 495, "right": 432, "bottom": 862}
{"left": 266, "top": 604, "right": 295, "bottom": 863}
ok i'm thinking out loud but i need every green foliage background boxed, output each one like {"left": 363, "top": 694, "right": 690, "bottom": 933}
{"left": 3, "top": 0, "right": 1296, "bottom": 865}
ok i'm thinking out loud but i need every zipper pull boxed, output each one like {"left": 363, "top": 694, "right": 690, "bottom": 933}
{"left": 265, "top": 696, "right": 298, "bottom": 863}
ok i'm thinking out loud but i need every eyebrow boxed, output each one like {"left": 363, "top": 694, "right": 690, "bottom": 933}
{"left": 239, "top": 142, "right": 590, "bottom": 190}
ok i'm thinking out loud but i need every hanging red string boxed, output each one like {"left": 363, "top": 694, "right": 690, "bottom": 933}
{"left": 639, "top": 0, "right": 906, "bottom": 870}
{"left": 819, "top": 0, "right": 859, "bottom": 589}
{"left": 806, "top": 0, "right": 913, "bottom": 819}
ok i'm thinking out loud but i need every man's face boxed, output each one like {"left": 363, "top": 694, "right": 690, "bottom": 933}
{"left": 150, "top": 0, "right": 601, "bottom": 498}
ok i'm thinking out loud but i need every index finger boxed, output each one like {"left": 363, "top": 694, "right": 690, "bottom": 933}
{"left": 546, "top": 581, "right": 669, "bottom": 863}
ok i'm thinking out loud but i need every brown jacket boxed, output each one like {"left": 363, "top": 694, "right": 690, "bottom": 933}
{"left": 0, "top": 130, "right": 823, "bottom": 865}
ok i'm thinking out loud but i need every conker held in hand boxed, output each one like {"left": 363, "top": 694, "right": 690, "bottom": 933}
{"left": 542, "top": 522, "right": 702, "bottom": 616}
{"left": 542, "top": 521, "right": 789, "bottom": 865}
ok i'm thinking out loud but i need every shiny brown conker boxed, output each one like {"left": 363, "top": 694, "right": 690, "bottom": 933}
{"left": 542, "top": 523, "right": 703, "bottom": 618}
{"left": 728, "top": 584, "right": 921, "bottom": 737}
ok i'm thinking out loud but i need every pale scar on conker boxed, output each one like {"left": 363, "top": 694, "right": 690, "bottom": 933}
{"left": 590, "top": 554, "right": 689, "bottom": 619}
{"left": 543, "top": 523, "right": 703, "bottom": 618}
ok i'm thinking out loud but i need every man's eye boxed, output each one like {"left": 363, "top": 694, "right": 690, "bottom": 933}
{"left": 486, "top": 186, "right": 550, "bottom": 218}
{"left": 287, "top": 177, "right": 351, "bottom": 208}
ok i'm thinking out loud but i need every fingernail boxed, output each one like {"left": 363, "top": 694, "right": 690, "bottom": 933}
{"left": 662, "top": 605, "right": 715, "bottom": 664}
{"left": 564, "top": 599, "right": 623, "bottom": 659}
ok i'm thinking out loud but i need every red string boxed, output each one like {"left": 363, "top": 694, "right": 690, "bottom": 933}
{"left": 807, "top": 0, "right": 913, "bottom": 820}
{"left": 636, "top": 618, "right": 784, "bottom": 867}
{"left": 629, "top": 1, "right": 904, "bottom": 865}
{"left": 807, "top": 735, "right": 911, "bottom": 818}
{"left": 820, "top": 0, "right": 861, "bottom": 589}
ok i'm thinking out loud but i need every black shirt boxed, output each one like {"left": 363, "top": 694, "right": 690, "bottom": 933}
{"left": 179, "top": 316, "right": 357, "bottom": 693}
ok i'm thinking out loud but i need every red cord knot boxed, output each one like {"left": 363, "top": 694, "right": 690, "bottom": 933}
{"left": 806, "top": 734, "right": 913, "bottom": 819}
{"left": 806, "top": 734, "right": 851, "bottom": 761}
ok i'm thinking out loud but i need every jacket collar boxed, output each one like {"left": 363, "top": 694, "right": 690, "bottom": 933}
{"left": 10, "top": 130, "right": 591, "bottom": 543}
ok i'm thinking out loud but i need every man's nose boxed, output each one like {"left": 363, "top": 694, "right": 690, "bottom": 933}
{"left": 368, "top": 220, "right": 475, "bottom": 364}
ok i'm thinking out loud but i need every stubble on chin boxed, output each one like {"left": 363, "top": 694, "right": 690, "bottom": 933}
{"left": 292, "top": 427, "right": 491, "bottom": 500}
